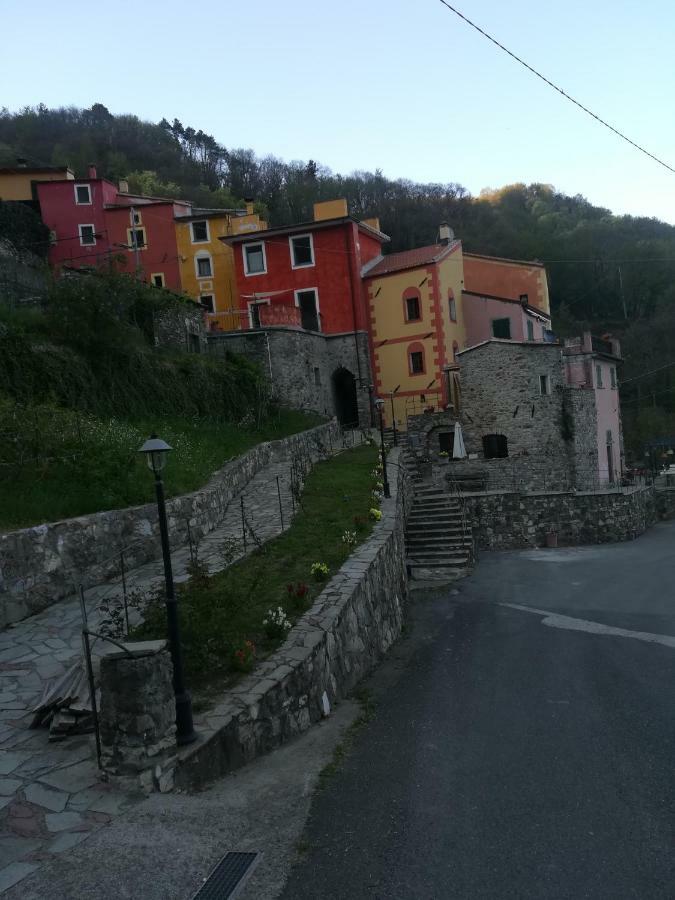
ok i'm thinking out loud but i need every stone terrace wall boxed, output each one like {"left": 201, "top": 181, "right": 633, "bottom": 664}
{"left": 464, "top": 485, "right": 655, "bottom": 551}
{"left": 0, "top": 420, "right": 339, "bottom": 628}
{"left": 174, "top": 448, "right": 411, "bottom": 790}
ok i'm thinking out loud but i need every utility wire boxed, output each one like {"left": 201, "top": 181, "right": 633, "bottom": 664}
{"left": 620, "top": 360, "right": 675, "bottom": 385}
{"left": 436, "top": 0, "right": 675, "bottom": 175}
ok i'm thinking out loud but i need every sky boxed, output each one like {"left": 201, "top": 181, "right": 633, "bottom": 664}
{"left": 3, "top": 0, "right": 675, "bottom": 222}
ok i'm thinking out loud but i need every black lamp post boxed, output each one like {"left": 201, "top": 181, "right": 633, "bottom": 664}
{"left": 374, "top": 399, "right": 391, "bottom": 498}
{"left": 389, "top": 385, "right": 400, "bottom": 447}
{"left": 139, "top": 435, "right": 196, "bottom": 746}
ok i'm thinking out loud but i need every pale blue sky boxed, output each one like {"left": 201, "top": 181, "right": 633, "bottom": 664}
{"left": 3, "top": 0, "right": 675, "bottom": 222}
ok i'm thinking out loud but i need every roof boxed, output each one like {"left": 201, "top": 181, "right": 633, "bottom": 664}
{"left": 0, "top": 166, "right": 73, "bottom": 176}
{"left": 175, "top": 209, "right": 248, "bottom": 222}
{"left": 457, "top": 338, "right": 561, "bottom": 357}
{"left": 462, "top": 289, "right": 551, "bottom": 319}
{"left": 464, "top": 251, "right": 545, "bottom": 269}
{"left": 364, "top": 240, "right": 461, "bottom": 278}
{"left": 222, "top": 215, "right": 390, "bottom": 245}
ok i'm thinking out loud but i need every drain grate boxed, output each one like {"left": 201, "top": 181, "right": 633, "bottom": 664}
{"left": 190, "top": 851, "right": 261, "bottom": 900}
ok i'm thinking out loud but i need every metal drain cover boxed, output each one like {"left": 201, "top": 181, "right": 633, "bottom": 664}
{"left": 190, "top": 851, "right": 261, "bottom": 899}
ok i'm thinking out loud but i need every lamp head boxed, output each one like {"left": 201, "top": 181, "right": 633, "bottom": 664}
{"left": 374, "top": 398, "right": 384, "bottom": 410}
{"left": 139, "top": 434, "right": 173, "bottom": 474}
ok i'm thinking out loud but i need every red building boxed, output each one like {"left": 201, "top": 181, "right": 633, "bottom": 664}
{"left": 224, "top": 199, "right": 388, "bottom": 334}
{"left": 35, "top": 167, "right": 190, "bottom": 291}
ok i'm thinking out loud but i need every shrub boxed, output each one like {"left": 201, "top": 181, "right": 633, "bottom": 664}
{"left": 262, "top": 607, "right": 292, "bottom": 641}
{"left": 310, "top": 562, "right": 329, "bottom": 581}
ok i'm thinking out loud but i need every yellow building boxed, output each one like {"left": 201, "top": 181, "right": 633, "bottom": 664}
{"left": 175, "top": 203, "right": 266, "bottom": 330}
{"left": 0, "top": 165, "right": 74, "bottom": 203}
{"left": 365, "top": 229, "right": 465, "bottom": 429}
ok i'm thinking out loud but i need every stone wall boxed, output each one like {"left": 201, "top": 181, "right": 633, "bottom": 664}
{"left": 154, "top": 300, "right": 207, "bottom": 353}
{"left": 174, "top": 448, "right": 412, "bottom": 790}
{"left": 208, "top": 327, "right": 373, "bottom": 428}
{"left": 463, "top": 485, "right": 655, "bottom": 550}
{"left": 0, "top": 420, "right": 339, "bottom": 628}
{"left": 0, "top": 238, "right": 50, "bottom": 304}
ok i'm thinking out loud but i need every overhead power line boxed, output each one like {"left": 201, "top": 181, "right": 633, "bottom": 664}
{"left": 437, "top": 1, "right": 675, "bottom": 175}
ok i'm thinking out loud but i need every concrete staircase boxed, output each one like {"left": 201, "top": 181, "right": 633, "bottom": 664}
{"left": 405, "top": 485, "right": 474, "bottom": 582}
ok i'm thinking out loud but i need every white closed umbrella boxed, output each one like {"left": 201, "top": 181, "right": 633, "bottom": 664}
{"left": 453, "top": 421, "right": 466, "bottom": 459}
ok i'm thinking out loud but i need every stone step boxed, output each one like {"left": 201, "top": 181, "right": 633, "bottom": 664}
{"left": 408, "top": 512, "right": 464, "bottom": 523}
{"left": 406, "top": 523, "right": 468, "bottom": 536}
{"left": 406, "top": 536, "right": 472, "bottom": 548}
{"left": 406, "top": 554, "right": 469, "bottom": 567}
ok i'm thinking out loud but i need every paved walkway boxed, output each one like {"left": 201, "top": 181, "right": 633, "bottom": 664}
{"left": 0, "top": 438, "right": 361, "bottom": 893}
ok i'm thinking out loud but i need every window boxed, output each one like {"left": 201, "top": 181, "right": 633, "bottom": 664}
{"left": 191, "top": 220, "right": 209, "bottom": 243}
{"left": 295, "top": 288, "right": 320, "bottom": 331}
{"left": 410, "top": 351, "right": 424, "bottom": 374}
{"left": 610, "top": 367, "right": 617, "bottom": 389}
{"left": 449, "top": 294, "right": 457, "bottom": 322}
{"left": 483, "top": 434, "right": 508, "bottom": 459}
{"left": 290, "top": 234, "right": 314, "bottom": 268}
{"left": 405, "top": 296, "right": 420, "bottom": 321}
{"left": 74, "top": 184, "right": 91, "bottom": 205}
{"left": 243, "top": 242, "right": 266, "bottom": 275}
{"left": 78, "top": 224, "right": 96, "bottom": 246}
{"left": 527, "top": 319, "right": 534, "bottom": 341}
{"left": 200, "top": 294, "right": 214, "bottom": 313}
{"left": 596, "top": 364, "right": 603, "bottom": 388}
{"left": 519, "top": 293, "right": 529, "bottom": 303}
{"left": 196, "top": 255, "right": 212, "bottom": 278}
{"left": 127, "top": 227, "right": 146, "bottom": 249}
{"left": 151, "top": 273, "right": 165, "bottom": 288}
{"left": 539, "top": 374, "right": 551, "bottom": 395}
{"left": 492, "top": 318, "right": 511, "bottom": 339}
{"left": 452, "top": 340, "right": 459, "bottom": 362}
{"left": 248, "top": 299, "right": 269, "bottom": 328}
{"left": 133, "top": 211, "right": 141, "bottom": 225}
{"left": 314, "top": 367, "right": 321, "bottom": 386}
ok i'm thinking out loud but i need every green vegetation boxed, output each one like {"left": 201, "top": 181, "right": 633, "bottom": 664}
{"left": 318, "top": 688, "right": 377, "bottom": 785}
{"left": 133, "top": 443, "right": 379, "bottom": 691}
{"left": 0, "top": 270, "right": 324, "bottom": 528}
{"left": 0, "top": 405, "right": 322, "bottom": 530}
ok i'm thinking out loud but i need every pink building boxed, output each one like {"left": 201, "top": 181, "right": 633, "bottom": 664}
{"left": 563, "top": 333, "right": 622, "bottom": 484}
{"left": 462, "top": 290, "right": 552, "bottom": 347}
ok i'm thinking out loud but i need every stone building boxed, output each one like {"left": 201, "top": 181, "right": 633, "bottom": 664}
{"left": 407, "top": 332, "right": 623, "bottom": 492}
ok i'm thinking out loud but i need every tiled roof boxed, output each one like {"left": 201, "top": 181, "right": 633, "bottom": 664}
{"left": 365, "top": 240, "right": 460, "bottom": 277}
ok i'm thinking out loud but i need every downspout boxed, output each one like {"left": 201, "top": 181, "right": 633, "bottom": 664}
{"left": 264, "top": 330, "right": 274, "bottom": 386}
{"left": 344, "top": 224, "right": 364, "bottom": 385}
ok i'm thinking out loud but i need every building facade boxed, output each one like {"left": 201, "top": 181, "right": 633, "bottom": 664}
{"left": 0, "top": 164, "right": 74, "bottom": 205}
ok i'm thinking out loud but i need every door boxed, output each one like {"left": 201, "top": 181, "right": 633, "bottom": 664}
{"left": 250, "top": 303, "right": 262, "bottom": 329}
{"left": 297, "top": 290, "right": 319, "bottom": 331}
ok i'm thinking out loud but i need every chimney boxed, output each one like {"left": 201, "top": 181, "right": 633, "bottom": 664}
{"left": 88, "top": 164, "right": 97, "bottom": 179}
{"left": 314, "top": 198, "right": 348, "bottom": 221}
{"left": 118, "top": 179, "right": 129, "bottom": 194}
{"left": 244, "top": 196, "right": 255, "bottom": 216}
{"left": 438, "top": 222, "right": 454, "bottom": 245}
{"left": 16, "top": 157, "right": 28, "bottom": 168}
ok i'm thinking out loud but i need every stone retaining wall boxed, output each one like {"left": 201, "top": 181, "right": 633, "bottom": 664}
{"left": 464, "top": 485, "right": 655, "bottom": 551}
{"left": 174, "top": 447, "right": 411, "bottom": 790}
{"left": 0, "top": 419, "right": 339, "bottom": 628}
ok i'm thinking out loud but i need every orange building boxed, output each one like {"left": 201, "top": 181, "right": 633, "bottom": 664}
{"left": 0, "top": 164, "right": 74, "bottom": 204}
{"left": 463, "top": 252, "right": 550, "bottom": 314}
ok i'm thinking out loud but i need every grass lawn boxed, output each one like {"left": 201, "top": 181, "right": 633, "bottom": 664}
{"left": 132, "top": 442, "right": 380, "bottom": 696}
{"left": 0, "top": 404, "right": 324, "bottom": 531}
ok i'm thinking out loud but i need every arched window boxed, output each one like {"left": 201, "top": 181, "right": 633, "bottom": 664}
{"left": 407, "top": 341, "right": 425, "bottom": 376}
{"left": 448, "top": 289, "right": 457, "bottom": 322}
{"left": 402, "top": 287, "right": 422, "bottom": 323}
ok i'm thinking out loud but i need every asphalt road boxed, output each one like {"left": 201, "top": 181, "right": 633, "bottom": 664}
{"left": 281, "top": 521, "right": 675, "bottom": 899}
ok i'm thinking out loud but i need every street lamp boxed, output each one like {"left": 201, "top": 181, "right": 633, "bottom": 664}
{"left": 373, "top": 399, "right": 391, "bottom": 498}
{"left": 139, "top": 435, "right": 196, "bottom": 746}
{"left": 389, "top": 385, "right": 400, "bottom": 447}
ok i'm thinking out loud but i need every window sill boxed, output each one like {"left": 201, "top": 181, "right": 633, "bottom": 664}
{"left": 291, "top": 262, "right": 315, "bottom": 270}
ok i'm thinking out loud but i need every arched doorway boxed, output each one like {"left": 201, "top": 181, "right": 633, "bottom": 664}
{"left": 332, "top": 367, "right": 358, "bottom": 427}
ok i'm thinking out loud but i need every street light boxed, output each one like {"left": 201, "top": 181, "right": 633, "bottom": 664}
{"left": 139, "top": 435, "right": 196, "bottom": 746}
{"left": 389, "top": 385, "right": 400, "bottom": 447}
{"left": 373, "top": 399, "right": 391, "bottom": 498}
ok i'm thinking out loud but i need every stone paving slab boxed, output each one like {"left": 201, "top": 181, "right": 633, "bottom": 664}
{"left": 0, "top": 437, "right": 363, "bottom": 892}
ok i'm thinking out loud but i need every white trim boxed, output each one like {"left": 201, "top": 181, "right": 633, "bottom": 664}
{"left": 191, "top": 220, "right": 210, "bottom": 244}
{"left": 74, "top": 183, "right": 91, "bottom": 205}
{"left": 243, "top": 241, "right": 267, "bottom": 276}
{"left": 199, "top": 293, "right": 215, "bottom": 313}
{"left": 194, "top": 252, "right": 213, "bottom": 279}
{"left": 126, "top": 226, "right": 146, "bottom": 250}
{"left": 247, "top": 297, "right": 271, "bottom": 328}
{"left": 293, "top": 287, "right": 321, "bottom": 332}
{"left": 150, "top": 272, "right": 165, "bottom": 287}
{"left": 289, "top": 232, "right": 315, "bottom": 269}
{"left": 78, "top": 223, "right": 96, "bottom": 246}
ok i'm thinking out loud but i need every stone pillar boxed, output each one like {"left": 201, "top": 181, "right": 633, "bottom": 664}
{"left": 99, "top": 640, "right": 177, "bottom": 792}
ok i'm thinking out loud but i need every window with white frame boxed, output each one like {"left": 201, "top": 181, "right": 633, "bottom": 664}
{"left": 200, "top": 294, "right": 215, "bottom": 313}
{"left": 196, "top": 255, "right": 212, "bottom": 278}
{"left": 127, "top": 227, "right": 146, "bottom": 249}
{"left": 74, "top": 184, "right": 91, "bottom": 205}
{"left": 596, "top": 364, "right": 603, "bottom": 388}
{"left": 295, "top": 288, "right": 320, "bottom": 331}
{"left": 527, "top": 319, "right": 534, "bottom": 341}
{"left": 132, "top": 211, "right": 142, "bottom": 225}
{"left": 449, "top": 296, "right": 457, "bottom": 322}
{"left": 243, "top": 242, "right": 266, "bottom": 275}
{"left": 79, "top": 224, "right": 96, "bottom": 246}
{"left": 539, "top": 374, "right": 551, "bottom": 395}
{"left": 151, "top": 273, "right": 165, "bottom": 288}
{"left": 290, "top": 234, "right": 314, "bottom": 268}
{"left": 191, "top": 220, "right": 209, "bottom": 243}
{"left": 610, "top": 367, "right": 617, "bottom": 389}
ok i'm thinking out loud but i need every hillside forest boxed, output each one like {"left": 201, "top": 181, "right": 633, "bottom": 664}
{"left": 2, "top": 103, "right": 675, "bottom": 453}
